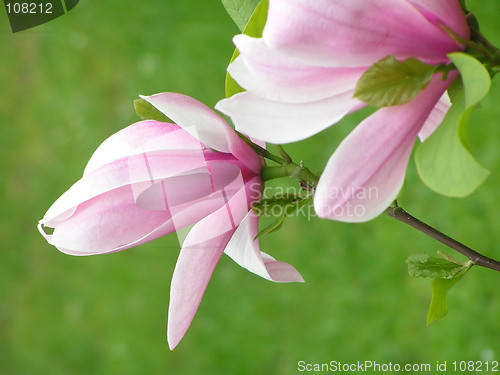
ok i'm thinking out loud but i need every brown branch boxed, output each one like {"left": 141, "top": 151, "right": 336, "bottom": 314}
{"left": 385, "top": 206, "right": 500, "bottom": 272}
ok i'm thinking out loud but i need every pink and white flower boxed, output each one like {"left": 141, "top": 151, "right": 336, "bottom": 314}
{"left": 38, "top": 92, "right": 303, "bottom": 349}
{"left": 216, "top": 0, "right": 469, "bottom": 222}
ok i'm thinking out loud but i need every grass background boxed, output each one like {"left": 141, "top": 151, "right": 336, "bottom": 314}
{"left": 1, "top": 0, "right": 500, "bottom": 374}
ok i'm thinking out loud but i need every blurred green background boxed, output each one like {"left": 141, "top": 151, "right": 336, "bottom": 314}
{"left": 2, "top": 1, "right": 500, "bottom": 374}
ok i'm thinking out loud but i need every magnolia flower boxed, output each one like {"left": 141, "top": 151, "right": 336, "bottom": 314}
{"left": 38, "top": 93, "right": 303, "bottom": 349}
{"left": 216, "top": 0, "right": 469, "bottom": 222}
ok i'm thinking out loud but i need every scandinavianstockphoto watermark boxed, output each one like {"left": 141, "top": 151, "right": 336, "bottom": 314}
{"left": 249, "top": 184, "right": 380, "bottom": 221}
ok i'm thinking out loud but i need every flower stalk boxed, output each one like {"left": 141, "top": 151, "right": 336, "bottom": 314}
{"left": 261, "top": 163, "right": 319, "bottom": 188}
{"left": 239, "top": 134, "right": 320, "bottom": 189}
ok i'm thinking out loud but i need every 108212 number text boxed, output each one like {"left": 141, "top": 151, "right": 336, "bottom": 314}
{"left": 5, "top": 3, "right": 53, "bottom": 14}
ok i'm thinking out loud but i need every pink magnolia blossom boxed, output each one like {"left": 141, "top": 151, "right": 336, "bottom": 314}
{"left": 216, "top": 0, "right": 469, "bottom": 222}
{"left": 38, "top": 92, "right": 303, "bottom": 349}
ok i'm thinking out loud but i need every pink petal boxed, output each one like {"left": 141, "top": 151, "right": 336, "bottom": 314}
{"left": 216, "top": 91, "right": 363, "bottom": 144}
{"left": 84, "top": 120, "right": 201, "bottom": 175}
{"left": 39, "top": 174, "right": 241, "bottom": 255}
{"left": 167, "top": 230, "right": 232, "bottom": 350}
{"left": 141, "top": 93, "right": 261, "bottom": 173}
{"left": 314, "top": 74, "right": 453, "bottom": 222}
{"left": 41, "top": 150, "right": 217, "bottom": 225}
{"left": 224, "top": 211, "right": 304, "bottom": 282}
{"left": 408, "top": 0, "right": 470, "bottom": 39}
{"left": 40, "top": 150, "right": 249, "bottom": 254}
{"left": 39, "top": 185, "right": 224, "bottom": 255}
{"left": 263, "top": 0, "right": 464, "bottom": 68}
{"left": 134, "top": 160, "right": 244, "bottom": 211}
{"left": 230, "top": 35, "right": 366, "bottom": 103}
{"left": 167, "top": 186, "right": 251, "bottom": 349}
{"left": 418, "top": 91, "right": 452, "bottom": 141}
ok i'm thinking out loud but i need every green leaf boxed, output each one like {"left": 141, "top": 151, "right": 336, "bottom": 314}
{"left": 445, "top": 75, "right": 462, "bottom": 103}
{"left": 134, "top": 99, "right": 172, "bottom": 123}
{"left": 225, "top": 52, "right": 245, "bottom": 98}
{"left": 407, "top": 252, "right": 473, "bottom": 324}
{"left": 225, "top": 0, "right": 269, "bottom": 98}
{"left": 254, "top": 212, "right": 286, "bottom": 239}
{"left": 449, "top": 52, "right": 491, "bottom": 108}
{"left": 239, "top": 0, "right": 268, "bottom": 38}
{"left": 406, "top": 253, "right": 466, "bottom": 279}
{"left": 415, "top": 53, "right": 491, "bottom": 197}
{"left": 427, "top": 264, "right": 471, "bottom": 324}
{"left": 221, "top": 0, "right": 261, "bottom": 32}
{"left": 252, "top": 194, "right": 311, "bottom": 239}
{"left": 415, "top": 95, "right": 489, "bottom": 196}
{"left": 353, "top": 55, "right": 436, "bottom": 107}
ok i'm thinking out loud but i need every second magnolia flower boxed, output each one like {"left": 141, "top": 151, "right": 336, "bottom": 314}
{"left": 216, "top": 0, "right": 470, "bottom": 222}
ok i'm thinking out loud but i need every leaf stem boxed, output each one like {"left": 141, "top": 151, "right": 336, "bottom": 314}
{"left": 261, "top": 162, "right": 319, "bottom": 187}
{"left": 385, "top": 205, "right": 500, "bottom": 272}
{"left": 439, "top": 20, "right": 500, "bottom": 69}
{"left": 237, "top": 131, "right": 286, "bottom": 165}
{"left": 275, "top": 145, "right": 293, "bottom": 163}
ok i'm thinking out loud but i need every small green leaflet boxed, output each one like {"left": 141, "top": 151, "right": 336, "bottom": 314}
{"left": 225, "top": 0, "right": 269, "bottom": 98}
{"left": 427, "top": 269, "right": 468, "bottom": 325}
{"left": 353, "top": 55, "right": 436, "bottom": 107}
{"left": 134, "top": 98, "right": 172, "bottom": 123}
{"left": 253, "top": 214, "right": 285, "bottom": 240}
{"left": 221, "top": 0, "right": 261, "bottom": 32}
{"left": 406, "top": 253, "right": 466, "bottom": 279}
{"left": 415, "top": 52, "right": 491, "bottom": 197}
{"left": 406, "top": 252, "right": 473, "bottom": 324}
{"left": 252, "top": 194, "right": 311, "bottom": 239}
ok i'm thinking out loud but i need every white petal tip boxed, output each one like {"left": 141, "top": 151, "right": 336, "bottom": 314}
{"left": 265, "top": 262, "right": 305, "bottom": 283}
{"left": 167, "top": 339, "right": 179, "bottom": 351}
{"left": 287, "top": 275, "right": 305, "bottom": 283}
{"left": 37, "top": 222, "right": 52, "bottom": 241}
{"left": 167, "top": 328, "right": 184, "bottom": 350}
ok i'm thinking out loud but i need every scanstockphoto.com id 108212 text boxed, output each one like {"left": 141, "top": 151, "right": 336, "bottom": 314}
{"left": 297, "top": 360, "right": 499, "bottom": 373}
